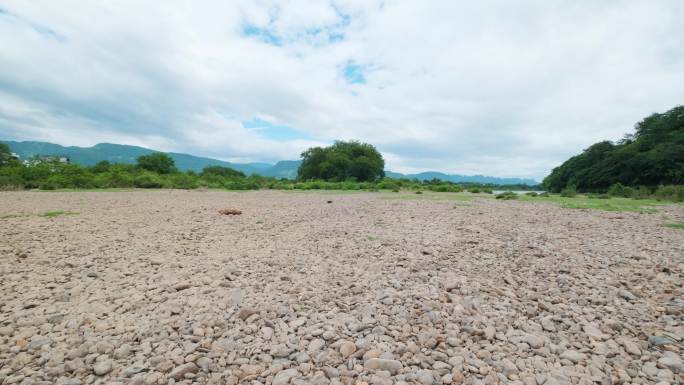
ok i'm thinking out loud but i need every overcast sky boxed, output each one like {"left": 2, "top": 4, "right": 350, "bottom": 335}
{"left": 1, "top": 1, "right": 683, "bottom": 180}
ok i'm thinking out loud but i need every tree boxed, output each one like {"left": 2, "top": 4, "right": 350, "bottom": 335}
{"left": 91, "top": 160, "right": 111, "bottom": 173}
{"left": 136, "top": 152, "right": 177, "bottom": 174}
{"left": 0, "top": 143, "right": 16, "bottom": 167}
{"left": 297, "top": 140, "right": 385, "bottom": 182}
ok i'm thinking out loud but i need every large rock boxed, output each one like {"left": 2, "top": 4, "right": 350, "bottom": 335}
{"left": 169, "top": 362, "right": 198, "bottom": 380}
{"left": 365, "top": 358, "right": 403, "bottom": 373}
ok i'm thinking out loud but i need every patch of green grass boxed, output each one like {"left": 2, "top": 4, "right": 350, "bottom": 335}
{"left": 519, "top": 194, "right": 663, "bottom": 213}
{"left": 282, "top": 189, "right": 370, "bottom": 195}
{"left": 367, "top": 235, "right": 377, "bottom": 241}
{"left": 0, "top": 213, "right": 28, "bottom": 219}
{"left": 41, "top": 210, "right": 79, "bottom": 218}
{"left": 665, "top": 222, "right": 684, "bottom": 230}
{"left": 381, "top": 192, "right": 486, "bottom": 202}
{"left": 37, "top": 188, "right": 137, "bottom": 192}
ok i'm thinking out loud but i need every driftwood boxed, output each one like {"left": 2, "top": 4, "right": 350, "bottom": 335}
{"left": 218, "top": 208, "right": 242, "bottom": 215}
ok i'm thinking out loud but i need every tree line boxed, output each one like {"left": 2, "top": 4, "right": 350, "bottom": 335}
{"left": 543, "top": 105, "right": 683, "bottom": 200}
{"left": 0, "top": 141, "right": 501, "bottom": 192}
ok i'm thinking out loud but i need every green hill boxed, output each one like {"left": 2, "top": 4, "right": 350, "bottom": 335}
{"left": 2, "top": 141, "right": 283, "bottom": 176}
{"left": 543, "top": 105, "right": 684, "bottom": 192}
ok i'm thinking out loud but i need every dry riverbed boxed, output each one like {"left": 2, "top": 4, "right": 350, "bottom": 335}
{"left": 0, "top": 190, "right": 683, "bottom": 385}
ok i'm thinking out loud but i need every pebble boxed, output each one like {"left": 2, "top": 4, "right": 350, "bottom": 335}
{"left": 1, "top": 191, "right": 682, "bottom": 385}
{"left": 416, "top": 369, "right": 434, "bottom": 385}
{"left": 273, "top": 368, "right": 299, "bottom": 385}
{"left": 559, "top": 350, "right": 584, "bottom": 364}
{"left": 339, "top": 341, "right": 356, "bottom": 358}
{"left": 93, "top": 360, "right": 112, "bottom": 376}
{"left": 365, "top": 358, "right": 403, "bottom": 373}
{"left": 169, "top": 362, "right": 198, "bottom": 380}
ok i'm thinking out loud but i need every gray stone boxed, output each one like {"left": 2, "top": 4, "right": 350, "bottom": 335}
{"left": 365, "top": 358, "right": 403, "bottom": 373}
{"left": 93, "top": 361, "right": 113, "bottom": 376}
{"left": 273, "top": 368, "right": 299, "bottom": 385}
{"left": 169, "top": 362, "right": 198, "bottom": 380}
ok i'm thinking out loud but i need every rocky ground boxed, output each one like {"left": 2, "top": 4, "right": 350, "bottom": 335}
{"left": 0, "top": 190, "right": 682, "bottom": 385}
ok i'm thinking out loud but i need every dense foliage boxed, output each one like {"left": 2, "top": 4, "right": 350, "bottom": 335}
{"left": 0, "top": 143, "right": 16, "bottom": 167}
{"left": 0, "top": 151, "right": 504, "bottom": 193}
{"left": 297, "top": 141, "right": 385, "bottom": 182}
{"left": 544, "top": 106, "right": 684, "bottom": 192}
{"left": 136, "top": 153, "right": 178, "bottom": 174}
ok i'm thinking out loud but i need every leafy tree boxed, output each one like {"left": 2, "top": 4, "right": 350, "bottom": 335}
{"left": 297, "top": 140, "right": 385, "bottom": 182}
{"left": 136, "top": 152, "right": 177, "bottom": 174}
{"left": 90, "top": 160, "right": 111, "bottom": 173}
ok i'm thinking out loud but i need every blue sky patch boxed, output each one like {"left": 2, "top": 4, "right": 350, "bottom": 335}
{"left": 342, "top": 61, "right": 366, "bottom": 84}
{"left": 242, "top": 24, "right": 282, "bottom": 46}
{"left": 0, "top": 6, "right": 66, "bottom": 42}
{"left": 243, "top": 118, "right": 312, "bottom": 141}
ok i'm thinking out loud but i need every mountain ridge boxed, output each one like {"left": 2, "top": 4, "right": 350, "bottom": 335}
{"left": 2, "top": 140, "right": 538, "bottom": 184}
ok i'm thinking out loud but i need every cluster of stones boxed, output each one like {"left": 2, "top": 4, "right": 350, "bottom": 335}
{"left": 0, "top": 190, "right": 682, "bottom": 385}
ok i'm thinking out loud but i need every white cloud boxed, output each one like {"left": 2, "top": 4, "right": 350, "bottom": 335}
{"left": 0, "top": 1, "right": 682, "bottom": 179}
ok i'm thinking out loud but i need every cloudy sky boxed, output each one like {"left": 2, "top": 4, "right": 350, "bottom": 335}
{"left": 1, "top": 1, "right": 683, "bottom": 180}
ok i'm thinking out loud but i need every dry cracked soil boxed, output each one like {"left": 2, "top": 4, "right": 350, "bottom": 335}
{"left": 0, "top": 190, "right": 683, "bottom": 385}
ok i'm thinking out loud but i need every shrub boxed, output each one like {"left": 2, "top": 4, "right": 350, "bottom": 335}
{"left": 468, "top": 187, "right": 481, "bottom": 193}
{"left": 377, "top": 180, "right": 400, "bottom": 190}
{"left": 560, "top": 185, "right": 577, "bottom": 197}
{"left": 133, "top": 172, "right": 165, "bottom": 188}
{"left": 168, "top": 173, "right": 199, "bottom": 189}
{"left": 525, "top": 192, "right": 538, "bottom": 197}
{"left": 538, "top": 192, "right": 550, "bottom": 197}
{"left": 654, "top": 185, "right": 684, "bottom": 202}
{"left": 496, "top": 191, "right": 518, "bottom": 200}
{"left": 632, "top": 186, "right": 651, "bottom": 200}
{"left": 201, "top": 166, "right": 245, "bottom": 179}
{"left": 607, "top": 182, "right": 634, "bottom": 198}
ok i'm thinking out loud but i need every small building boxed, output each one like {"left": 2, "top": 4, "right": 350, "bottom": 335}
{"left": 40, "top": 155, "right": 70, "bottom": 164}
{"left": 23, "top": 155, "right": 70, "bottom": 166}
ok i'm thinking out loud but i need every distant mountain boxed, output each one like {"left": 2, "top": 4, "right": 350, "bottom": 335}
{"left": 2, "top": 140, "right": 288, "bottom": 177}
{"left": 385, "top": 171, "right": 538, "bottom": 185}
{"left": 3, "top": 140, "right": 538, "bottom": 184}
{"left": 266, "top": 160, "right": 301, "bottom": 179}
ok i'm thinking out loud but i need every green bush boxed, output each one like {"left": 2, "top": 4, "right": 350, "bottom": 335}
{"left": 377, "top": 180, "right": 400, "bottom": 190}
{"left": 607, "top": 182, "right": 634, "bottom": 198}
{"left": 496, "top": 191, "right": 518, "bottom": 200}
{"left": 468, "top": 187, "right": 481, "bottom": 193}
{"left": 655, "top": 185, "right": 684, "bottom": 202}
{"left": 133, "top": 172, "right": 165, "bottom": 188}
{"left": 632, "top": 186, "right": 651, "bottom": 200}
{"left": 169, "top": 173, "right": 199, "bottom": 189}
{"left": 538, "top": 192, "right": 550, "bottom": 197}
{"left": 525, "top": 191, "right": 538, "bottom": 197}
{"left": 560, "top": 185, "right": 577, "bottom": 197}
